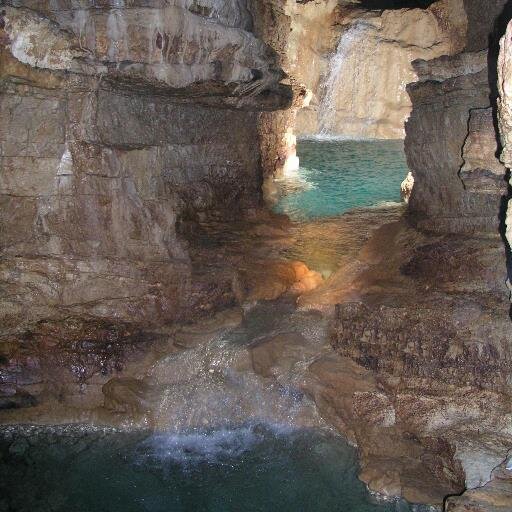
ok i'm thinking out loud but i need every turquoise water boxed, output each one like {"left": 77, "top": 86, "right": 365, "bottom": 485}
{"left": 0, "top": 424, "right": 411, "bottom": 512}
{"left": 274, "top": 139, "right": 408, "bottom": 221}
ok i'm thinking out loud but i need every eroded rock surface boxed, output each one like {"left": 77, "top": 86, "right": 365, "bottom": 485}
{"left": 324, "top": 219, "right": 512, "bottom": 505}
{"left": 294, "top": 1, "right": 465, "bottom": 138}
{"left": 498, "top": 18, "right": 512, "bottom": 286}
{"left": 0, "top": 0, "right": 295, "bottom": 409}
{"left": 405, "top": 51, "right": 506, "bottom": 234}
{"left": 445, "top": 460, "right": 512, "bottom": 511}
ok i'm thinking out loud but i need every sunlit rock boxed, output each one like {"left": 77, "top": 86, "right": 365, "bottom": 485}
{"left": 498, "top": 18, "right": 512, "bottom": 285}
{"left": 288, "top": 0, "right": 466, "bottom": 138}
{"left": 400, "top": 172, "right": 414, "bottom": 203}
{"left": 234, "top": 260, "right": 323, "bottom": 303}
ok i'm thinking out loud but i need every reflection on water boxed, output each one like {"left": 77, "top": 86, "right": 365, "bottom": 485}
{"left": 281, "top": 204, "right": 404, "bottom": 277}
{"left": 0, "top": 424, "right": 412, "bottom": 512}
{"left": 274, "top": 139, "right": 408, "bottom": 221}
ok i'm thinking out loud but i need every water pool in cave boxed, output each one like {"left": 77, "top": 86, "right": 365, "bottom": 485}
{"left": 273, "top": 139, "right": 408, "bottom": 221}
{"left": 0, "top": 424, "right": 413, "bottom": 512}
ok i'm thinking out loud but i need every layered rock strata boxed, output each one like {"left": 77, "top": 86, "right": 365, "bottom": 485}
{"left": 319, "top": 0, "right": 512, "bottom": 505}
{"left": 324, "top": 220, "right": 512, "bottom": 505}
{"left": 498, "top": 16, "right": 512, "bottom": 282}
{"left": 405, "top": 0, "right": 511, "bottom": 234}
{"left": 0, "top": 1, "right": 293, "bottom": 409}
{"left": 405, "top": 51, "right": 508, "bottom": 234}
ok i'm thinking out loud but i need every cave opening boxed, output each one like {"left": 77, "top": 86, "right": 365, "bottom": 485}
{"left": 269, "top": 0, "right": 456, "bottom": 218}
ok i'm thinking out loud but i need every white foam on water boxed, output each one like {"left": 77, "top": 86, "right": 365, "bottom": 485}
{"left": 371, "top": 200, "right": 405, "bottom": 209}
{"left": 300, "top": 134, "right": 369, "bottom": 142}
{"left": 137, "top": 422, "right": 296, "bottom": 468}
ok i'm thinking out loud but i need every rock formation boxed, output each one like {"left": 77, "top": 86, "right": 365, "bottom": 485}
{"left": 405, "top": 0, "right": 511, "bottom": 234}
{"left": 281, "top": 0, "right": 466, "bottom": 138}
{"left": 1, "top": 1, "right": 512, "bottom": 510}
{"left": 498, "top": 15, "right": 512, "bottom": 284}
{"left": 0, "top": 0, "right": 295, "bottom": 409}
{"left": 323, "top": 0, "right": 512, "bottom": 505}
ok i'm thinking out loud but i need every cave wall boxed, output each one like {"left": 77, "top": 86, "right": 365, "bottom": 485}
{"left": 499, "top": 13, "right": 512, "bottom": 285}
{"left": 327, "top": 3, "right": 512, "bottom": 502}
{"left": 405, "top": 0, "right": 511, "bottom": 234}
{"left": 283, "top": 0, "right": 466, "bottom": 138}
{"left": 0, "top": 0, "right": 294, "bottom": 406}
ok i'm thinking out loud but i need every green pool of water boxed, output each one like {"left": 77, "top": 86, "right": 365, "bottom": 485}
{"left": 274, "top": 139, "right": 408, "bottom": 221}
{"left": 0, "top": 424, "right": 412, "bottom": 512}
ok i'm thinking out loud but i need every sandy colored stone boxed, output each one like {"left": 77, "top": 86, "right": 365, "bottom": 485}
{"left": 235, "top": 259, "right": 323, "bottom": 303}
{"left": 250, "top": 332, "right": 317, "bottom": 379}
{"left": 498, "top": 19, "right": 512, "bottom": 279}
{"left": 289, "top": 1, "right": 465, "bottom": 138}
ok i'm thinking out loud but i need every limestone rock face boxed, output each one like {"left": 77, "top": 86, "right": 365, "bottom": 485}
{"left": 0, "top": 1, "right": 292, "bottom": 407}
{"left": 461, "top": 108, "right": 508, "bottom": 194}
{"left": 405, "top": 51, "right": 507, "bottom": 234}
{"left": 0, "top": 67, "right": 263, "bottom": 328}
{"left": 326, "top": 220, "right": 512, "bottom": 504}
{"left": 404, "top": 0, "right": 512, "bottom": 235}
{"left": 445, "top": 460, "right": 512, "bottom": 511}
{"left": 288, "top": 0, "right": 465, "bottom": 138}
{"left": 498, "top": 19, "right": 512, "bottom": 273}
{"left": 1, "top": 2, "right": 288, "bottom": 102}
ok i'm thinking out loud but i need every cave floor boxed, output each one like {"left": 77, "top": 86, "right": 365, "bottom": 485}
{"left": 1, "top": 204, "right": 511, "bottom": 509}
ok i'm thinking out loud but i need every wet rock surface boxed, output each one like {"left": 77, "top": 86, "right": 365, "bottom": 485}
{"left": 0, "top": 0, "right": 295, "bottom": 410}
{"left": 327, "top": 220, "right": 512, "bottom": 505}
{"left": 0, "top": 316, "right": 163, "bottom": 413}
{"left": 284, "top": 0, "right": 465, "bottom": 138}
{"left": 1, "top": 1, "right": 512, "bottom": 511}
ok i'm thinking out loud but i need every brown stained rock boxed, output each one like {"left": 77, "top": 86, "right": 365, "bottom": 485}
{"left": 318, "top": 218, "right": 512, "bottom": 505}
{"left": 0, "top": 316, "right": 156, "bottom": 409}
{"left": 302, "top": 353, "right": 466, "bottom": 505}
{"left": 0, "top": 64, "right": 266, "bottom": 331}
{"left": 173, "top": 308, "right": 243, "bottom": 349}
{"left": 331, "top": 299, "right": 512, "bottom": 391}
{"left": 102, "top": 377, "right": 153, "bottom": 416}
{"left": 462, "top": 0, "right": 510, "bottom": 53}
{"left": 0, "top": 0, "right": 294, "bottom": 357}
{"left": 405, "top": 41, "right": 511, "bottom": 236}
{"left": 235, "top": 260, "right": 323, "bottom": 303}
